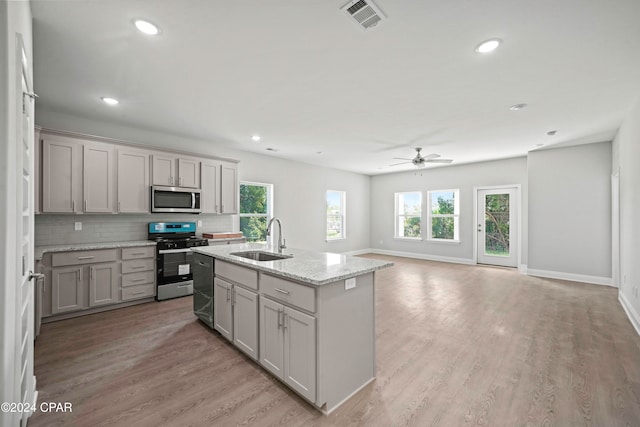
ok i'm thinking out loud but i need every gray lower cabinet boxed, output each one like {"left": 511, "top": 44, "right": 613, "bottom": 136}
{"left": 89, "top": 262, "right": 118, "bottom": 307}
{"left": 259, "top": 296, "right": 316, "bottom": 403}
{"left": 233, "top": 285, "right": 259, "bottom": 360}
{"left": 213, "top": 277, "right": 233, "bottom": 341}
{"left": 213, "top": 276, "right": 259, "bottom": 360}
{"left": 51, "top": 266, "right": 84, "bottom": 314}
{"left": 42, "top": 245, "right": 156, "bottom": 319}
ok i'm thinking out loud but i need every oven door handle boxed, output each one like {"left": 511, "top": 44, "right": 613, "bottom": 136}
{"left": 158, "top": 248, "right": 193, "bottom": 254}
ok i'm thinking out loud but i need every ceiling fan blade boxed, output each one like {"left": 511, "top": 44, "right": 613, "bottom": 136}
{"left": 389, "top": 161, "right": 411, "bottom": 166}
{"left": 424, "top": 153, "right": 440, "bottom": 159}
{"left": 392, "top": 157, "right": 413, "bottom": 161}
{"left": 426, "top": 158, "right": 453, "bottom": 163}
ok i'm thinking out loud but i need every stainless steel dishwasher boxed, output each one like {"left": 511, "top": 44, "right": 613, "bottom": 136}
{"left": 193, "top": 252, "right": 214, "bottom": 328}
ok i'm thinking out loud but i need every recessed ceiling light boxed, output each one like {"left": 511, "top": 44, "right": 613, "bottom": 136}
{"left": 251, "top": 135, "right": 261, "bottom": 142}
{"left": 509, "top": 103, "right": 528, "bottom": 111}
{"left": 547, "top": 130, "right": 557, "bottom": 136}
{"left": 475, "top": 38, "right": 502, "bottom": 53}
{"left": 101, "top": 96, "right": 119, "bottom": 106}
{"left": 316, "top": 151, "right": 324, "bottom": 155}
{"left": 134, "top": 19, "right": 160, "bottom": 35}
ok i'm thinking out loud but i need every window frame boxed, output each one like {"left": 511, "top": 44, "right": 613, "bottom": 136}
{"left": 326, "top": 190, "right": 346, "bottom": 241}
{"left": 394, "top": 191, "right": 422, "bottom": 240}
{"left": 239, "top": 181, "right": 273, "bottom": 244}
{"left": 427, "top": 189, "right": 460, "bottom": 242}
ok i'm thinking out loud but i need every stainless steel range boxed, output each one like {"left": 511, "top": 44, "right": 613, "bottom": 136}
{"left": 148, "top": 222, "right": 209, "bottom": 301}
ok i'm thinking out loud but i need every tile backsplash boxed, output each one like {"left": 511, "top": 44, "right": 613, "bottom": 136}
{"left": 35, "top": 214, "right": 234, "bottom": 246}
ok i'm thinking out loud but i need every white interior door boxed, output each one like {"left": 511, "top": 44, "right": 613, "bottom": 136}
{"left": 477, "top": 188, "right": 518, "bottom": 267}
{"left": 18, "top": 38, "right": 37, "bottom": 425}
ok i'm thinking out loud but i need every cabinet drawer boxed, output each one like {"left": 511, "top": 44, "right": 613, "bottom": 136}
{"left": 122, "top": 258, "right": 155, "bottom": 274}
{"left": 122, "top": 270, "right": 155, "bottom": 287}
{"left": 122, "top": 283, "right": 155, "bottom": 301}
{"left": 52, "top": 249, "right": 117, "bottom": 267}
{"left": 122, "top": 246, "right": 155, "bottom": 260}
{"left": 261, "top": 274, "right": 315, "bottom": 313}
{"left": 215, "top": 260, "right": 258, "bottom": 290}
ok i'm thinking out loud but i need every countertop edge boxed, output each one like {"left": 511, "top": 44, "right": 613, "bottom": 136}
{"left": 192, "top": 246, "right": 393, "bottom": 286}
{"left": 36, "top": 241, "right": 157, "bottom": 261}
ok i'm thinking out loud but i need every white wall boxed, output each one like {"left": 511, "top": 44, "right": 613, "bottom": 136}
{"left": 528, "top": 142, "right": 612, "bottom": 283}
{"left": 613, "top": 96, "right": 640, "bottom": 334}
{"left": 1, "top": 1, "right": 33, "bottom": 424}
{"left": 34, "top": 110, "right": 371, "bottom": 253}
{"left": 370, "top": 157, "right": 528, "bottom": 264}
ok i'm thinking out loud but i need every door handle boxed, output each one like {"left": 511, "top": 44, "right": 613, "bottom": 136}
{"left": 29, "top": 271, "right": 45, "bottom": 282}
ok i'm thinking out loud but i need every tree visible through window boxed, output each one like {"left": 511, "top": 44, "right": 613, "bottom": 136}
{"left": 428, "top": 189, "right": 459, "bottom": 241}
{"left": 326, "top": 190, "right": 346, "bottom": 240}
{"left": 395, "top": 192, "right": 421, "bottom": 238}
{"left": 240, "top": 182, "right": 272, "bottom": 242}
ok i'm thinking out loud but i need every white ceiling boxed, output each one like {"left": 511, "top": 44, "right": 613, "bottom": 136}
{"left": 31, "top": 0, "right": 640, "bottom": 175}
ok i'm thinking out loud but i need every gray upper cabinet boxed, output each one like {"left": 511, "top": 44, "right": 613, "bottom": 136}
{"left": 152, "top": 154, "right": 200, "bottom": 188}
{"left": 151, "top": 154, "right": 176, "bottom": 186}
{"left": 41, "top": 133, "right": 82, "bottom": 213}
{"left": 220, "top": 162, "right": 238, "bottom": 214}
{"left": 84, "top": 141, "right": 115, "bottom": 213}
{"left": 41, "top": 133, "right": 115, "bottom": 214}
{"left": 178, "top": 158, "right": 200, "bottom": 188}
{"left": 200, "top": 159, "right": 221, "bottom": 213}
{"left": 201, "top": 160, "right": 238, "bottom": 215}
{"left": 39, "top": 129, "right": 237, "bottom": 214}
{"left": 117, "top": 148, "right": 150, "bottom": 213}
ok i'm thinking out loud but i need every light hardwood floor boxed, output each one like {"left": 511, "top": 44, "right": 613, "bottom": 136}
{"left": 30, "top": 255, "right": 640, "bottom": 426}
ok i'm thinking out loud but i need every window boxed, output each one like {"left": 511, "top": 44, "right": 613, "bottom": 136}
{"left": 427, "top": 189, "right": 459, "bottom": 241}
{"left": 239, "top": 182, "right": 273, "bottom": 243}
{"left": 395, "top": 192, "right": 422, "bottom": 239}
{"left": 326, "top": 190, "right": 346, "bottom": 240}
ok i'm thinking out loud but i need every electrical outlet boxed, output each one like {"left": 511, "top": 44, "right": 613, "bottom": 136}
{"left": 74, "top": 222, "right": 82, "bottom": 231}
{"left": 345, "top": 278, "right": 356, "bottom": 290}
{"left": 197, "top": 220, "right": 203, "bottom": 227}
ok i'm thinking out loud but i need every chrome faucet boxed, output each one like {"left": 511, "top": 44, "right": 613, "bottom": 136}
{"left": 266, "top": 217, "right": 286, "bottom": 253}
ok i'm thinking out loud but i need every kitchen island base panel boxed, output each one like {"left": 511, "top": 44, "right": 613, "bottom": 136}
{"left": 316, "top": 272, "right": 376, "bottom": 412}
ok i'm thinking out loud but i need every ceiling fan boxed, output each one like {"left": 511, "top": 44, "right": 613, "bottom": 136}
{"left": 390, "top": 147, "right": 453, "bottom": 168}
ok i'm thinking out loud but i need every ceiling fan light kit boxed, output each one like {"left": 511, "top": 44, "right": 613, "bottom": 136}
{"left": 390, "top": 147, "right": 453, "bottom": 169}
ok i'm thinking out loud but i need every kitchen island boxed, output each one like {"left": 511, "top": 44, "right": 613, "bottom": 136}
{"left": 191, "top": 243, "right": 392, "bottom": 414}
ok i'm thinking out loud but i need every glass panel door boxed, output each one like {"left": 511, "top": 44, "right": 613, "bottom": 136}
{"left": 477, "top": 188, "right": 518, "bottom": 267}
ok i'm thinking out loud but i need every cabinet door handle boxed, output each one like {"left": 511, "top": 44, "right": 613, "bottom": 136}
{"left": 130, "top": 265, "right": 146, "bottom": 269}
{"left": 130, "top": 252, "right": 146, "bottom": 256}
{"left": 283, "top": 312, "right": 288, "bottom": 330}
{"left": 77, "top": 256, "right": 95, "bottom": 260}
{"left": 226, "top": 287, "right": 230, "bottom": 302}
{"left": 132, "top": 290, "right": 146, "bottom": 295}
{"left": 118, "top": 201, "right": 121, "bottom": 212}
{"left": 274, "top": 288, "right": 290, "bottom": 295}
{"left": 277, "top": 309, "right": 282, "bottom": 329}
{"left": 131, "top": 278, "right": 146, "bottom": 282}
{"left": 84, "top": 200, "right": 87, "bottom": 211}
{"left": 72, "top": 200, "right": 75, "bottom": 211}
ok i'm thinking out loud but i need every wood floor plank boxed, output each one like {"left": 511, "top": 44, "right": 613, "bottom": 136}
{"left": 29, "top": 255, "right": 640, "bottom": 426}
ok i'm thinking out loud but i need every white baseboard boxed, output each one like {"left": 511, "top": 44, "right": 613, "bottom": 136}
{"left": 527, "top": 268, "right": 614, "bottom": 287}
{"left": 364, "top": 248, "right": 475, "bottom": 265}
{"left": 342, "top": 248, "right": 374, "bottom": 256}
{"left": 518, "top": 264, "right": 527, "bottom": 274}
{"left": 619, "top": 291, "right": 640, "bottom": 337}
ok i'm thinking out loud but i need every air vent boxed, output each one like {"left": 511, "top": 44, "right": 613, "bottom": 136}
{"left": 341, "top": 0, "right": 386, "bottom": 30}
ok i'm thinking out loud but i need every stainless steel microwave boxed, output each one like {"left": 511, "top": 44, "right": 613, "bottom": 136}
{"left": 151, "top": 186, "right": 201, "bottom": 213}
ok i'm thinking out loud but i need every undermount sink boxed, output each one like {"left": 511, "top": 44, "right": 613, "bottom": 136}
{"left": 230, "top": 250, "right": 293, "bottom": 262}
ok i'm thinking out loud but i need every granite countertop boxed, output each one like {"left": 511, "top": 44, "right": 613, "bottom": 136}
{"left": 35, "top": 240, "right": 156, "bottom": 261}
{"left": 192, "top": 243, "right": 393, "bottom": 286}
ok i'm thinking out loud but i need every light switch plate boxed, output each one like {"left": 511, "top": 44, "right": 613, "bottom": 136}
{"left": 197, "top": 220, "right": 203, "bottom": 227}
{"left": 74, "top": 222, "right": 82, "bottom": 231}
{"left": 345, "top": 278, "right": 356, "bottom": 290}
